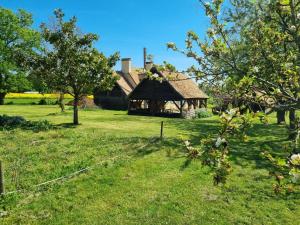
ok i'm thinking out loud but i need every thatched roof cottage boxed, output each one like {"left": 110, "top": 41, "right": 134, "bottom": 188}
{"left": 94, "top": 49, "right": 209, "bottom": 117}
{"left": 128, "top": 67, "right": 209, "bottom": 118}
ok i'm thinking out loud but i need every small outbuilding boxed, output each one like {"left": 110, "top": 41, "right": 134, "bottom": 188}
{"left": 128, "top": 67, "right": 209, "bottom": 118}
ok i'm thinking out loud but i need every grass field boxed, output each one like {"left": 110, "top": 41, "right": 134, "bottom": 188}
{"left": 4, "top": 98, "right": 63, "bottom": 105}
{"left": 4, "top": 93, "right": 92, "bottom": 105}
{"left": 0, "top": 105, "right": 299, "bottom": 225}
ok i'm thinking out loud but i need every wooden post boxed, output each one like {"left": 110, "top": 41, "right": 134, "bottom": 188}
{"left": 160, "top": 121, "right": 164, "bottom": 140}
{"left": 180, "top": 100, "right": 183, "bottom": 118}
{"left": 0, "top": 161, "right": 4, "bottom": 195}
{"left": 128, "top": 100, "right": 132, "bottom": 114}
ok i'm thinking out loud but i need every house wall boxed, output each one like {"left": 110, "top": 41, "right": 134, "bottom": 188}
{"left": 94, "top": 84, "right": 128, "bottom": 110}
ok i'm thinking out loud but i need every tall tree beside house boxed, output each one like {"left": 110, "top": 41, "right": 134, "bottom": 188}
{"left": 35, "top": 9, "right": 119, "bottom": 125}
{"left": 0, "top": 7, "right": 40, "bottom": 105}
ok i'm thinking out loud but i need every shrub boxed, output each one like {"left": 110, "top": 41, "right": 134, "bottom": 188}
{"left": 5, "top": 101, "right": 14, "bottom": 105}
{"left": 0, "top": 115, "right": 26, "bottom": 127}
{"left": 38, "top": 99, "right": 48, "bottom": 105}
{"left": 195, "top": 108, "right": 212, "bottom": 119}
{"left": 24, "top": 120, "right": 53, "bottom": 132}
{"left": 0, "top": 115, "right": 53, "bottom": 131}
{"left": 38, "top": 99, "right": 58, "bottom": 105}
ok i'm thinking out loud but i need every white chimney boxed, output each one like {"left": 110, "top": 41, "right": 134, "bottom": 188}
{"left": 121, "top": 58, "right": 132, "bottom": 74}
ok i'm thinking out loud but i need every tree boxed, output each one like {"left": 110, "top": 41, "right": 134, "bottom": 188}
{"left": 0, "top": 7, "right": 40, "bottom": 104}
{"left": 168, "top": 0, "right": 299, "bottom": 135}
{"left": 238, "top": 0, "right": 299, "bottom": 131}
{"left": 167, "top": 0, "right": 300, "bottom": 191}
{"left": 27, "top": 71, "right": 67, "bottom": 112}
{"left": 156, "top": 61, "right": 177, "bottom": 73}
{"left": 34, "top": 9, "right": 119, "bottom": 125}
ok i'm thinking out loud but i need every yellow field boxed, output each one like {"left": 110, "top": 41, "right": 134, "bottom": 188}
{"left": 6, "top": 93, "right": 93, "bottom": 99}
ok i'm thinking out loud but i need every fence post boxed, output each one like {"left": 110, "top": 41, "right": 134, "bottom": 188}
{"left": 0, "top": 161, "right": 4, "bottom": 195}
{"left": 160, "top": 121, "right": 164, "bottom": 140}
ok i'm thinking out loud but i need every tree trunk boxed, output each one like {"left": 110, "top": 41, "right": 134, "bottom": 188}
{"left": 276, "top": 110, "right": 286, "bottom": 124}
{"left": 58, "top": 92, "right": 65, "bottom": 112}
{"left": 0, "top": 93, "right": 6, "bottom": 105}
{"left": 289, "top": 109, "right": 299, "bottom": 152}
{"left": 289, "top": 109, "right": 296, "bottom": 130}
{"left": 73, "top": 96, "right": 79, "bottom": 125}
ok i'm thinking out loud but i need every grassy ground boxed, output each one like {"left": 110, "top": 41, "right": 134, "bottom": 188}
{"left": 4, "top": 98, "right": 73, "bottom": 105}
{"left": 0, "top": 105, "right": 299, "bottom": 225}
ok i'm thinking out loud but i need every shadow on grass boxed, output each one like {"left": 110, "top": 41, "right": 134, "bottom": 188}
{"left": 229, "top": 123, "right": 289, "bottom": 169}
{"left": 123, "top": 126, "right": 300, "bottom": 199}
{"left": 167, "top": 118, "right": 220, "bottom": 135}
{"left": 167, "top": 118, "right": 291, "bottom": 169}
{"left": 134, "top": 137, "right": 185, "bottom": 158}
{"left": 129, "top": 118, "right": 292, "bottom": 178}
{"left": 180, "top": 158, "right": 193, "bottom": 171}
{"left": 55, "top": 123, "right": 78, "bottom": 129}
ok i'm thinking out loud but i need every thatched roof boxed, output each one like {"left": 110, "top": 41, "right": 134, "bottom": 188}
{"left": 115, "top": 74, "right": 132, "bottom": 95}
{"left": 161, "top": 72, "right": 209, "bottom": 99}
{"left": 129, "top": 68, "right": 208, "bottom": 101}
{"left": 250, "top": 89, "right": 276, "bottom": 106}
{"left": 115, "top": 69, "right": 144, "bottom": 95}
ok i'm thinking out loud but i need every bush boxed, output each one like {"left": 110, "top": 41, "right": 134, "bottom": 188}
{"left": 24, "top": 120, "right": 53, "bottom": 132}
{"left": 38, "top": 98, "right": 58, "bottom": 105}
{"left": 195, "top": 108, "right": 212, "bottom": 119}
{"left": 0, "top": 114, "right": 53, "bottom": 131}
{"left": 0, "top": 115, "right": 26, "bottom": 127}
{"left": 38, "top": 99, "right": 48, "bottom": 105}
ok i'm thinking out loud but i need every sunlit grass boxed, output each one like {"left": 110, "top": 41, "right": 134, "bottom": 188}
{"left": 6, "top": 93, "right": 93, "bottom": 99}
{"left": 0, "top": 105, "right": 299, "bottom": 225}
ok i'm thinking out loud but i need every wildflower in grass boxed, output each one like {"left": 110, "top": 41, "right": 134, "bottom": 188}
{"left": 290, "top": 154, "right": 300, "bottom": 166}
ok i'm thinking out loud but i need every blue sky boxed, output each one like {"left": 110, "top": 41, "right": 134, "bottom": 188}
{"left": 1, "top": 0, "right": 211, "bottom": 71}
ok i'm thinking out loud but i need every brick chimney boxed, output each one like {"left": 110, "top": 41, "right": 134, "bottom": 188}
{"left": 144, "top": 48, "right": 147, "bottom": 70}
{"left": 121, "top": 58, "right": 132, "bottom": 74}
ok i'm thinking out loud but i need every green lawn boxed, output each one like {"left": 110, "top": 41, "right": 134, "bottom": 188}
{"left": 4, "top": 98, "right": 73, "bottom": 105}
{"left": 0, "top": 105, "right": 299, "bottom": 225}
{"left": 4, "top": 98, "right": 40, "bottom": 105}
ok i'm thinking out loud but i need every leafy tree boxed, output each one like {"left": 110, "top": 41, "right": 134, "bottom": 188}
{"left": 168, "top": 0, "right": 300, "bottom": 136}
{"left": 168, "top": 0, "right": 300, "bottom": 192}
{"left": 184, "top": 108, "right": 255, "bottom": 185}
{"left": 27, "top": 72, "right": 48, "bottom": 93}
{"left": 238, "top": 0, "right": 299, "bottom": 130}
{"left": 0, "top": 7, "right": 40, "bottom": 105}
{"left": 34, "top": 9, "right": 119, "bottom": 125}
{"left": 157, "top": 61, "right": 177, "bottom": 73}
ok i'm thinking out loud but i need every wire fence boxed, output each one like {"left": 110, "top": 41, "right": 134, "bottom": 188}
{"left": 1, "top": 137, "right": 160, "bottom": 197}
